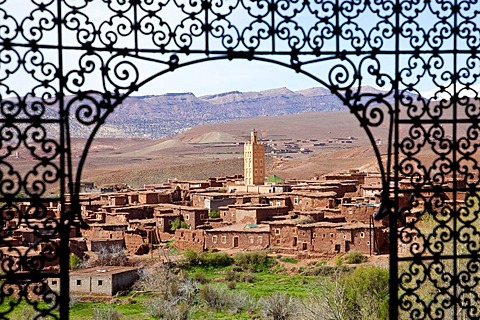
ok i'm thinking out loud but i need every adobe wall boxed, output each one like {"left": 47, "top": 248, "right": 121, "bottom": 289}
{"left": 113, "top": 206, "right": 154, "bottom": 220}
{"left": 256, "top": 207, "right": 289, "bottom": 222}
{"left": 82, "top": 227, "right": 125, "bottom": 241}
{"left": 105, "top": 213, "right": 128, "bottom": 224}
{"left": 125, "top": 233, "right": 147, "bottom": 254}
{"left": 205, "top": 230, "right": 269, "bottom": 250}
{"left": 173, "top": 229, "right": 205, "bottom": 251}
{"left": 156, "top": 215, "right": 179, "bottom": 233}
{"left": 111, "top": 270, "right": 139, "bottom": 295}
{"left": 296, "top": 195, "right": 331, "bottom": 211}
{"left": 341, "top": 204, "right": 377, "bottom": 224}
{"left": 311, "top": 226, "right": 339, "bottom": 254}
{"left": 158, "top": 231, "right": 175, "bottom": 242}
{"left": 296, "top": 227, "right": 313, "bottom": 251}
{"left": 90, "top": 239, "right": 125, "bottom": 252}
{"left": 270, "top": 224, "right": 297, "bottom": 249}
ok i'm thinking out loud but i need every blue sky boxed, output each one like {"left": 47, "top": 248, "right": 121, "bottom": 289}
{"left": 137, "top": 59, "right": 325, "bottom": 96}
{"left": 2, "top": 1, "right": 479, "bottom": 99}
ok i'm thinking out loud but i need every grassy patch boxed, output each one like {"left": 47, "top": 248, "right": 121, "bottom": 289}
{"left": 234, "top": 272, "right": 318, "bottom": 298}
{"left": 278, "top": 256, "right": 299, "bottom": 264}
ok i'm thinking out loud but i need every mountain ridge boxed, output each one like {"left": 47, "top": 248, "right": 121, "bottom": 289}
{"left": 100, "top": 86, "right": 392, "bottom": 138}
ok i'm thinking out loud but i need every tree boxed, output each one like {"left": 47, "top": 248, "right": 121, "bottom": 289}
{"left": 171, "top": 217, "right": 189, "bottom": 231}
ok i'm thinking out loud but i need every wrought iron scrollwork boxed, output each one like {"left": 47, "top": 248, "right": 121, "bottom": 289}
{"left": 0, "top": 0, "right": 479, "bottom": 318}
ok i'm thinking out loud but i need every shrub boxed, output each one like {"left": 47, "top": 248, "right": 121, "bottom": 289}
{"left": 279, "top": 256, "right": 299, "bottom": 264}
{"left": 342, "top": 266, "right": 389, "bottom": 319}
{"left": 335, "top": 256, "right": 343, "bottom": 266}
{"left": 199, "top": 284, "right": 254, "bottom": 313}
{"left": 183, "top": 248, "right": 200, "bottom": 266}
{"left": 225, "top": 270, "right": 238, "bottom": 282}
{"left": 200, "top": 285, "right": 229, "bottom": 310}
{"left": 87, "top": 245, "right": 127, "bottom": 267}
{"left": 227, "top": 280, "right": 236, "bottom": 290}
{"left": 239, "top": 273, "right": 255, "bottom": 283}
{"left": 183, "top": 250, "right": 233, "bottom": 267}
{"left": 200, "top": 250, "right": 233, "bottom": 267}
{"left": 259, "top": 293, "right": 297, "bottom": 320}
{"left": 193, "top": 272, "right": 208, "bottom": 284}
{"left": 93, "top": 306, "right": 122, "bottom": 320}
{"left": 316, "top": 260, "right": 327, "bottom": 266}
{"left": 134, "top": 264, "right": 198, "bottom": 303}
{"left": 145, "top": 297, "right": 191, "bottom": 320}
{"left": 343, "top": 251, "right": 367, "bottom": 264}
{"left": 171, "top": 217, "right": 189, "bottom": 231}
{"left": 69, "top": 253, "right": 81, "bottom": 270}
{"left": 299, "top": 273, "right": 349, "bottom": 320}
{"left": 233, "top": 251, "right": 270, "bottom": 272}
{"left": 208, "top": 210, "right": 220, "bottom": 218}
{"left": 300, "top": 265, "right": 351, "bottom": 277}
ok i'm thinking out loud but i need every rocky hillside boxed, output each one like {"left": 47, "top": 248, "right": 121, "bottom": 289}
{"left": 100, "top": 87, "right": 348, "bottom": 138}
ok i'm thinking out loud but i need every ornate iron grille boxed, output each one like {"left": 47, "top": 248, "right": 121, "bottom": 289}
{"left": 0, "top": 0, "right": 479, "bottom": 318}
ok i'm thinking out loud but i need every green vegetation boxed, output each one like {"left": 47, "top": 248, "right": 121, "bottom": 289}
{"left": 183, "top": 249, "right": 233, "bottom": 267}
{"left": 279, "top": 256, "right": 299, "bottom": 264}
{"left": 5, "top": 251, "right": 388, "bottom": 319}
{"left": 233, "top": 251, "right": 272, "bottom": 272}
{"left": 343, "top": 250, "right": 367, "bottom": 264}
{"left": 171, "top": 217, "right": 190, "bottom": 231}
{"left": 70, "top": 253, "right": 82, "bottom": 270}
{"left": 209, "top": 210, "right": 220, "bottom": 218}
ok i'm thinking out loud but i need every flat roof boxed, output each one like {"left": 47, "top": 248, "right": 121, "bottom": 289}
{"left": 71, "top": 266, "right": 138, "bottom": 276}
{"left": 206, "top": 224, "right": 269, "bottom": 233}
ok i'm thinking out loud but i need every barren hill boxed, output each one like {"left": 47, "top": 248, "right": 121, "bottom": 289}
{"left": 78, "top": 110, "right": 389, "bottom": 188}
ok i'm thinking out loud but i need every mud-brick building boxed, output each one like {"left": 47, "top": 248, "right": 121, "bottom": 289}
{"left": 108, "top": 205, "right": 155, "bottom": 222}
{"left": 340, "top": 201, "right": 379, "bottom": 224}
{"left": 81, "top": 223, "right": 126, "bottom": 251}
{"left": 155, "top": 212, "right": 180, "bottom": 233}
{"left": 1, "top": 245, "right": 60, "bottom": 271}
{"left": 336, "top": 222, "right": 388, "bottom": 254}
{"left": 290, "top": 191, "right": 337, "bottom": 211}
{"left": 49, "top": 266, "right": 138, "bottom": 296}
{"left": 359, "top": 183, "right": 383, "bottom": 198}
{"left": 324, "top": 170, "right": 368, "bottom": 185}
{"left": 173, "top": 180, "right": 210, "bottom": 191}
{"left": 173, "top": 206, "right": 209, "bottom": 229}
{"left": 107, "top": 194, "right": 127, "bottom": 206}
{"left": 219, "top": 204, "right": 289, "bottom": 224}
{"left": 235, "top": 205, "right": 289, "bottom": 224}
{"left": 190, "top": 192, "right": 236, "bottom": 212}
{"left": 205, "top": 224, "right": 270, "bottom": 250}
{"left": 308, "top": 221, "right": 387, "bottom": 255}
{"left": 173, "top": 229, "right": 205, "bottom": 251}
{"left": 138, "top": 191, "right": 172, "bottom": 204}
{"left": 269, "top": 220, "right": 299, "bottom": 252}
{"left": 308, "top": 222, "right": 348, "bottom": 254}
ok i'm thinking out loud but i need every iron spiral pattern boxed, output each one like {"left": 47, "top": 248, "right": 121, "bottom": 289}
{"left": 0, "top": 0, "right": 479, "bottom": 318}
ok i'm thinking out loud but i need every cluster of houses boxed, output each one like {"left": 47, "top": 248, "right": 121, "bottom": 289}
{"left": 8, "top": 130, "right": 462, "bottom": 296}
{"left": 65, "top": 170, "right": 390, "bottom": 259}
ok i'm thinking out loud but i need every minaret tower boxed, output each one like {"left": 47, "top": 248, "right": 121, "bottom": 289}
{"left": 244, "top": 129, "right": 265, "bottom": 185}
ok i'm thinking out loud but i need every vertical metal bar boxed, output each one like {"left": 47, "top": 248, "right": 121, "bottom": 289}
{"left": 390, "top": 1, "right": 400, "bottom": 319}
{"left": 452, "top": 0, "right": 458, "bottom": 316}
{"left": 270, "top": 0, "right": 275, "bottom": 52}
{"left": 134, "top": 1, "right": 139, "bottom": 55}
{"left": 205, "top": 0, "right": 209, "bottom": 55}
{"left": 335, "top": 0, "right": 339, "bottom": 54}
{"left": 56, "top": 0, "right": 70, "bottom": 318}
